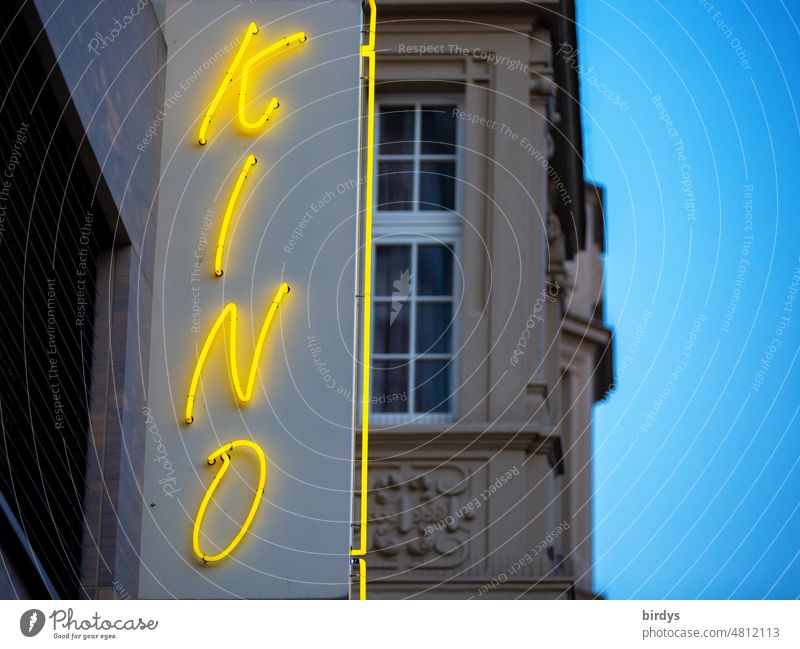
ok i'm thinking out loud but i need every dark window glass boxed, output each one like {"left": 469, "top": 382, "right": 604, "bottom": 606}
{"left": 421, "top": 105, "right": 457, "bottom": 154}
{"left": 416, "top": 303, "right": 452, "bottom": 354}
{"left": 378, "top": 161, "right": 413, "bottom": 210}
{"left": 379, "top": 105, "right": 414, "bottom": 155}
{"left": 414, "top": 360, "right": 450, "bottom": 413}
{"left": 419, "top": 161, "right": 455, "bottom": 210}
{"left": 373, "top": 360, "right": 409, "bottom": 412}
{"left": 417, "top": 244, "right": 453, "bottom": 296}
{"left": 374, "top": 303, "right": 410, "bottom": 354}
{"left": 416, "top": 302, "right": 453, "bottom": 354}
{"left": 375, "top": 245, "right": 411, "bottom": 296}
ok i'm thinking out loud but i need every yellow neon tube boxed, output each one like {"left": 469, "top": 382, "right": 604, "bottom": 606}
{"left": 352, "top": 0, "right": 376, "bottom": 602}
{"left": 192, "top": 439, "right": 267, "bottom": 563}
{"left": 358, "top": 558, "right": 367, "bottom": 600}
{"left": 352, "top": 0, "right": 376, "bottom": 558}
{"left": 185, "top": 282, "right": 290, "bottom": 424}
{"left": 198, "top": 22, "right": 260, "bottom": 145}
{"left": 238, "top": 32, "right": 307, "bottom": 131}
{"left": 215, "top": 154, "right": 257, "bottom": 277}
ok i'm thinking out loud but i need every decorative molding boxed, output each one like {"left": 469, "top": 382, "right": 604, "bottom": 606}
{"left": 360, "top": 425, "right": 561, "bottom": 455}
{"left": 368, "top": 461, "right": 480, "bottom": 570}
{"left": 530, "top": 73, "right": 556, "bottom": 98}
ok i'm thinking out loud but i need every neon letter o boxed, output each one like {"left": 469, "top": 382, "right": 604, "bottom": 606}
{"left": 192, "top": 439, "right": 267, "bottom": 563}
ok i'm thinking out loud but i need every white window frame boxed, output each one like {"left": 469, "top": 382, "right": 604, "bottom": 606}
{"left": 370, "top": 97, "right": 463, "bottom": 424}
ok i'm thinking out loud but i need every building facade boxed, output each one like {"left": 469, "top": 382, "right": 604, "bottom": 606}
{"left": 355, "top": 0, "right": 612, "bottom": 599}
{"left": 0, "top": 0, "right": 610, "bottom": 600}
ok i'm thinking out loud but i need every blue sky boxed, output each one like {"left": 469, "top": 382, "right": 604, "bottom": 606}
{"left": 577, "top": 0, "right": 800, "bottom": 598}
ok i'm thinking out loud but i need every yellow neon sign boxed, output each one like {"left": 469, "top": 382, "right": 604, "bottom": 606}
{"left": 192, "top": 439, "right": 267, "bottom": 562}
{"left": 185, "top": 9, "right": 375, "bottom": 598}
{"left": 198, "top": 22, "right": 259, "bottom": 145}
{"left": 357, "top": 558, "right": 367, "bottom": 599}
{"left": 215, "top": 154, "right": 257, "bottom": 277}
{"left": 351, "top": 0, "right": 377, "bottom": 601}
{"left": 238, "top": 32, "right": 307, "bottom": 131}
{"left": 185, "top": 282, "right": 290, "bottom": 424}
{"left": 197, "top": 24, "right": 306, "bottom": 144}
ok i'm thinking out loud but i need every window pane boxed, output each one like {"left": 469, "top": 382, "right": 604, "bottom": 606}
{"left": 417, "top": 244, "right": 453, "bottom": 296}
{"left": 416, "top": 303, "right": 452, "bottom": 354}
{"left": 375, "top": 245, "right": 411, "bottom": 296}
{"left": 378, "top": 161, "right": 413, "bottom": 211}
{"left": 374, "top": 303, "right": 410, "bottom": 354}
{"left": 414, "top": 360, "right": 450, "bottom": 413}
{"left": 421, "top": 105, "right": 456, "bottom": 154}
{"left": 379, "top": 105, "right": 414, "bottom": 155}
{"left": 419, "top": 161, "right": 455, "bottom": 211}
{"left": 373, "top": 360, "right": 409, "bottom": 413}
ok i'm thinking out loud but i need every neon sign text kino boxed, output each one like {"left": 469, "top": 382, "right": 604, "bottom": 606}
{"left": 187, "top": 20, "right": 302, "bottom": 564}
{"left": 138, "top": 1, "right": 373, "bottom": 600}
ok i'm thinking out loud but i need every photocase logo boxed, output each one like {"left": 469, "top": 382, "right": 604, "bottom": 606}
{"left": 390, "top": 268, "right": 412, "bottom": 325}
{"left": 20, "top": 609, "right": 45, "bottom": 637}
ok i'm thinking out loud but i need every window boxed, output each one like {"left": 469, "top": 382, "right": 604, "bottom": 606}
{"left": 377, "top": 103, "right": 458, "bottom": 213}
{"left": 371, "top": 102, "right": 460, "bottom": 419}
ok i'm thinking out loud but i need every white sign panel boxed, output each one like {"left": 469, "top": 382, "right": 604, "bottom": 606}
{"left": 139, "top": 0, "right": 364, "bottom": 598}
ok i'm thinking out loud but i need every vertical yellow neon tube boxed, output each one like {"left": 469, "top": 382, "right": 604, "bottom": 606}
{"left": 238, "top": 33, "right": 307, "bottom": 131}
{"left": 198, "top": 22, "right": 259, "bottom": 145}
{"left": 192, "top": 440, "right": 267, "bottom": 562}
{"left": 215, "top": 154, "right": 257, "bottom": 277}
{"left": 358, "top": 558, "right": 367, "bottom": 599}
{"left": 184, "top": 282, "right": 290, "bottom": 424}
{"left": 352, "top": 0, "right": 377, "bottom": 601}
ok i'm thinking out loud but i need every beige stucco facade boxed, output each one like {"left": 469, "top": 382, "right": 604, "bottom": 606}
{"left": 354, "top": 0, "right": 612, "bottom": 599}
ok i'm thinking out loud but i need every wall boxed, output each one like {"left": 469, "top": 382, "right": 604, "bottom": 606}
{"left": 138, "top": 0, "right": 364, "bottom": 599}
